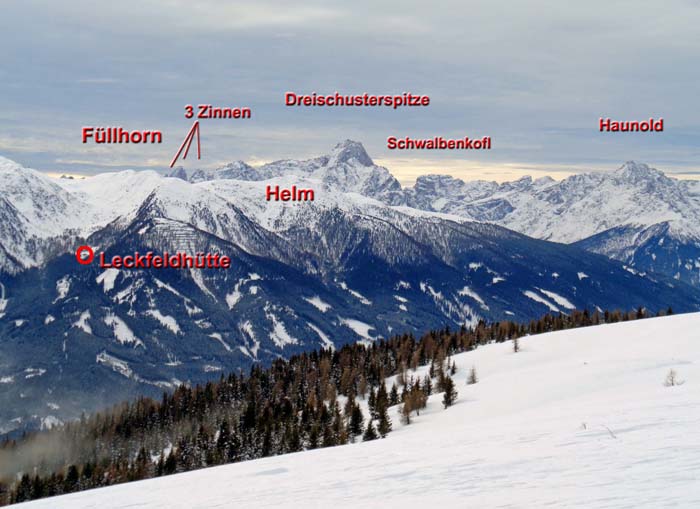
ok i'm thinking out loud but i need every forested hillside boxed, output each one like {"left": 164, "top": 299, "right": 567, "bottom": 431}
{"left": 0, "top": 307, "right": 665, "bottom": 505}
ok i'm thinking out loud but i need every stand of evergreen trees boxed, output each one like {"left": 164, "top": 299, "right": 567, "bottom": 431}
{"left": 0, "top": 306, "right": 667, "bottom": 505}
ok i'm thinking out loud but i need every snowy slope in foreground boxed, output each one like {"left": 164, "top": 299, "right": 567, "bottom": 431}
{"left": 17, "top": 313, "right": 700, "bottom": 509}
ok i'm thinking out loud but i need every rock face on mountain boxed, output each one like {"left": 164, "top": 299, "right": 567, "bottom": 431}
{"left": 1, "top": 146, "right": 699, "bottom": 436}
{"left": 395, "top": 161, "right": 700, "bottom": 286}
{"left": 0, "top": 157, "right": 89, "bottom": 274}
{"left": 171, "top": 150, "right": 700, "bottom": 286}
{"left": 170, "top": 147, "right": 700, "bottom": 283}
{"left": 168, "top": 140, "right": 404, "bottom": 202}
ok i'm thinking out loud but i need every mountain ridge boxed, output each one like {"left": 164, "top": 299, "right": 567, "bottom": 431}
{"left": 1, "top": 146, "right": 699, "bottom": 436}
{"left": 163, "top": 145, "right": 700, "bottom": 286}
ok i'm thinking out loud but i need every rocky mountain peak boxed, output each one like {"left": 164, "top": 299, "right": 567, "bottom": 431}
{"left": 166, "top": 166, "right": 188, "bottom": 180}
{"left": 614, "top": 161, "right": 665, "bottom": 181}
{"left": 498, "top": 175, "right": 534, "bottom": 192}
{"left": 220, "top": 161, "right": 253, "bottom": 171}
{"left": 327, "top": 140, "right": 374, "bottom": 167}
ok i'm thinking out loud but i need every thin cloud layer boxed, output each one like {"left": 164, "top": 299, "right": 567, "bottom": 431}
{"left": 1, "top": 0, "right": 699, "bottom": 180}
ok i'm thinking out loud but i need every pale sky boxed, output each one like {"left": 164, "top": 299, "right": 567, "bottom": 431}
{"left": 2, "top": 0, "right": 699, "bottom": 184}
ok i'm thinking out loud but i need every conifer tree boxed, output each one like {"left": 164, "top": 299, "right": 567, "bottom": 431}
{"left": 63, "top": 466, "right": 79, "bottom": 493}
{"left": 163, "top": 450, "right": 177, "bottom": 475}
{"left": 344, "top": 393, "right": 356, "bottom": 419}
{"left": 322, "top": 423, "right": 336, "bottom": 448}
{"left": 0, "top": 481, "right": 8, "bottom": 506}
{"left": 389, "top": 383, "right": 399, "bottom": 406}
{"left": 442, "top": 374, "right": 457, "bottom": 408}
{"left": 156, "top": 453, "right": 165, "bottom": 476}
{"left": 358, "top": 375, "right": 368, "bottom": 399}
{"left": 261, "top": 429, "right": 273, "bottom": 457}
{"left": 81, "top": 462, "right": 94, "bottom": 489}
{"left": 30, "top": 475, "right": 45, "bottom": 501}
{"left": 377, "top": 405, "right": 392, "bottom": 438}
{"left": 286, "top": 423, "right": 302, "bottom": 452}
{"left": 376, "top": 382, "right": 389, "bottom": 414}
{"left": 367, "top": 388, "right": 377, "bottom": 417}
{"left": 362, "top": 420, "right": 378, "bottom": 441}
{"left": 423, "top": 374, "right": 432, "bottom": 395}
{"left": 133, "top": 447, "right": 150, "bottom": 480}
{"left": 14, "top": 475, "right": 31, "bottom": 503}
{"left": 308, "top": 425, "right": 319, "bottom": 449}
{"left": 467, "top": 366, "right": 478, "bottom": 385}
{"left": 216, "top": 419, "right": 232, "bottom": 458}
{"left": 348, "top": 404, "right": 364, "bottom": 438}
{"left": 331, "top": 402, "right": 347, "bottom": 445}
{"left": 401, "top": 400, "right": 412, "bottom": 425}
{"left": 411, "top": 386, "right": 427, "bottom": 416}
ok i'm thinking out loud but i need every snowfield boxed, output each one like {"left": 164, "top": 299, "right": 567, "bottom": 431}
{"left": 15, "top": 313, "right": 700, "bottom": 508}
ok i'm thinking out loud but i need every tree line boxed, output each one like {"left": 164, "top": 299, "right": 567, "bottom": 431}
{"left": 0, "top": 306, "right": 668, "bottom": 505}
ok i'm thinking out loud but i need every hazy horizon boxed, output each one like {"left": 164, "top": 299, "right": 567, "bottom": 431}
{"left": 2, "top": 1, "right": 699, "bottom": 182}
{"left": 5, "top": 148, "right": 699, "bottom": 187}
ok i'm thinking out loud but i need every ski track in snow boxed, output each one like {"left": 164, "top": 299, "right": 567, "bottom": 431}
{"left": 0, "top": 282, "right": 7, "bottom": 316}
{"left": 303, "top": 295, "right": 331, "bottom": 312}
{"left": 103, "top": 313, "right": 144, "bottom": 347}
{"left": 208, "top": 333, "right": 232, "bottom": 353}
{"left": 238, "top": 321, "right": 260, "bottom": 359}
{"left": 339, "top": 282, "right": 372, "bottom": 305}
{"left": 21, "top": 313, "right": 700, "bottom": 508}
{"left": 144, "top": 309, "right": 181, "bottom": 334}
{"left": 307, "top": 322, "right": 334, "bottom": 350}
{"left": 458, "top": 286, "right": 488, "bottom": 309}
{"left": 96, "top": 268, "right": 119, "bottom": 292}
{"left": 96, "top": 351, "right": 133, "bottom": 378}
{"left": 226, "top": 274, "right": 263, "bottom": 309}
{"left": 72, "top": 310, "right": 92, "bottom": 334}
{"left": 339, "top": 317, "right": 376, "bottom": 344}
{"left": 190, "top": 270, "right": 216, "bottom": 301}
{"left": 523, "top": 290, "right": 560, "bottom": 312}
{"left": 536, "top": 288, "right": 576, "bottom": 310}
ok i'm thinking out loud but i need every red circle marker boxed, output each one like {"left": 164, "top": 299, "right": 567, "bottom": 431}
{"left": 76, "top": 245, "right": 94, "bottom": 265}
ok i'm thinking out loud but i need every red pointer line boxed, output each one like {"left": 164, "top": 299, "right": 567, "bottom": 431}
{"left": 182, "top": 127, "right": 195, "bottom": 160}
{"left": 169, "top": 121, "right": 201, "bottom": 168}
{"left": 183, "top": 121, "right": 202, "bottom": 160}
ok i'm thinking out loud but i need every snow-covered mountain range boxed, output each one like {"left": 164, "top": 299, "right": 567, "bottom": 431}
{"left": 168, "top": 140, "right": 404, "bottom": 203}
{"left": 1, "top": 142, "right": 698, "bottom": 436}
{"left": 169, "top": 143, "right": 700, "bottom": 286}
{"left": 400, "top": 161, "right": 700, "bottom": 286}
